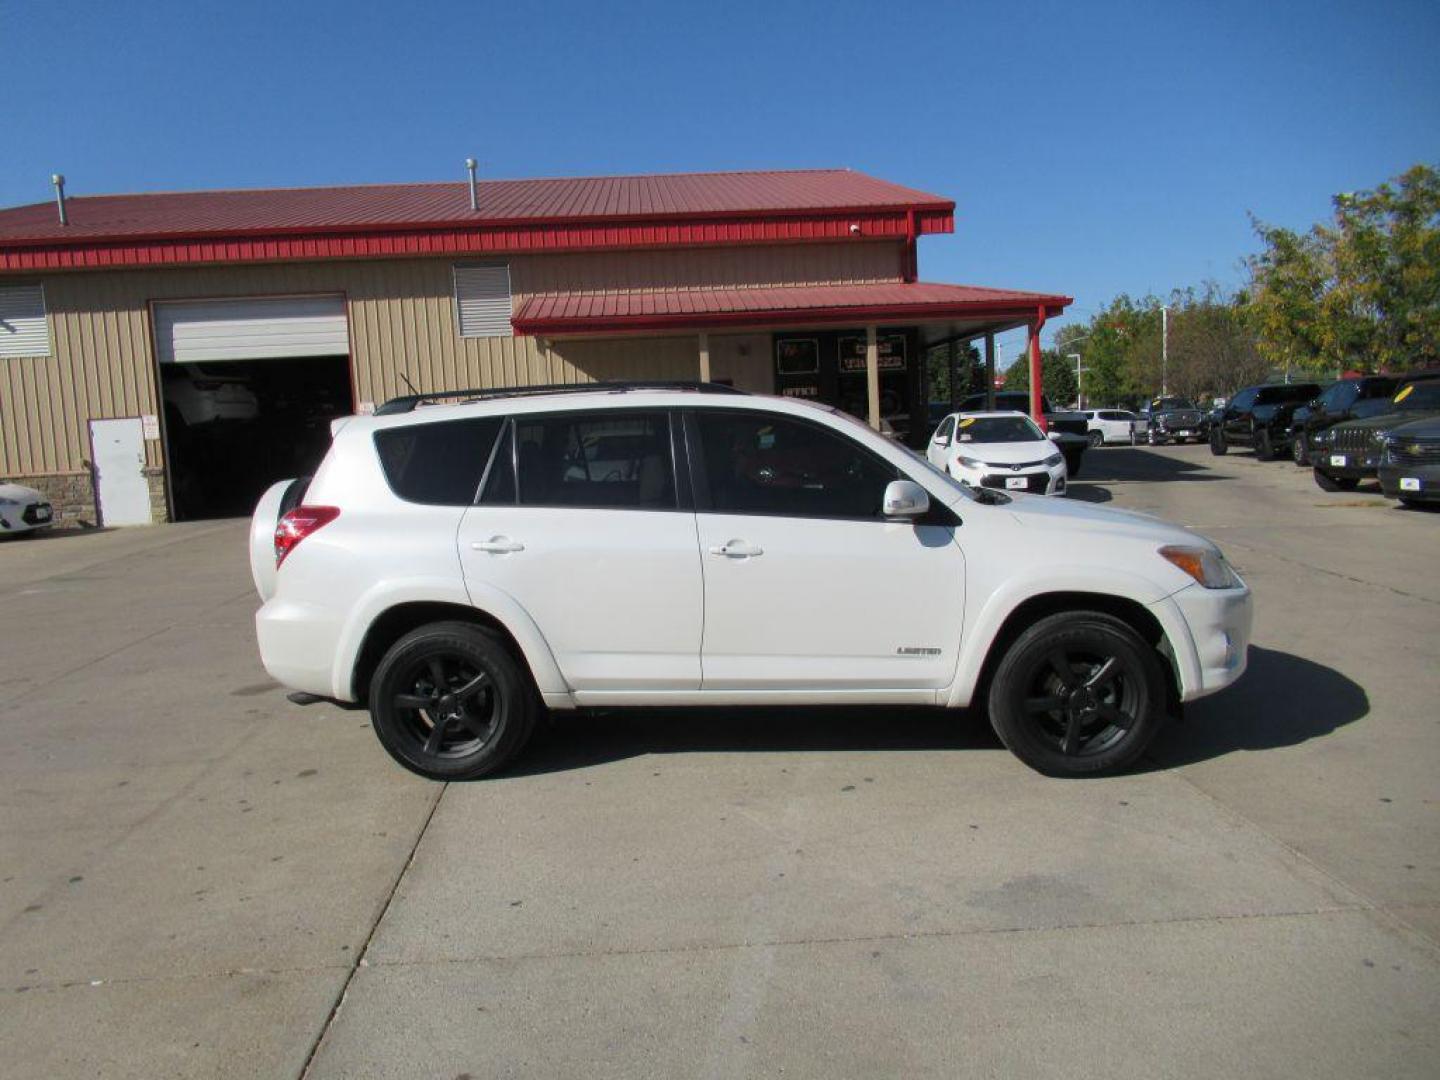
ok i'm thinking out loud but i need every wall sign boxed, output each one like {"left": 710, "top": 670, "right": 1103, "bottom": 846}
{"left": 141, "top": 414, "right": 161, "bottom": 440}
{"left": 838, "top": 334, "right": 907, "bottom": 373}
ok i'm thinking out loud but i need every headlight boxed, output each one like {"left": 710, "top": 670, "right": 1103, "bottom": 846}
{"left": 1371, "top": 429, "right": 1389, "bottom": 445}
{"left": 955, "top": 455, "right": 984, "bottom": 469}
{"left": 1043, "top": 453, "right": 1063, "bottom": 467}
{"left": 1159, "top": 545, "right": 1242, "bottom": 589}
{"left": 1314, "top": 429, "right": 1333, "bottom": 445}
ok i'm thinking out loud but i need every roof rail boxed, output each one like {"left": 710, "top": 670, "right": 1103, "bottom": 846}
{"left": 373, "top": 380, "right": 747, "bottom": 415}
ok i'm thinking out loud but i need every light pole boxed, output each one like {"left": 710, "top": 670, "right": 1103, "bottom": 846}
{"left": 1067, "top": 353, "right": 1084, "bottom": 409}
{"left": 1161, "top": 305, "right": 1169, "bottom": 395}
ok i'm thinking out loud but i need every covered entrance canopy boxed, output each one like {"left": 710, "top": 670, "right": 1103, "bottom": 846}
{"left": 512, "top": 280, "right": 1071, "bottom": 434}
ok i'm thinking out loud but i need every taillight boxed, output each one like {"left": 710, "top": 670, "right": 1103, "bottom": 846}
{"left": 274, "top": 505, "right": 340, "bottom": 567}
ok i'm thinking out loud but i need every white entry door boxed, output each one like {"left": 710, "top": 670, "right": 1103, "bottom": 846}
{"left": 89, "top": 418, "right": 152, "bottom": 526}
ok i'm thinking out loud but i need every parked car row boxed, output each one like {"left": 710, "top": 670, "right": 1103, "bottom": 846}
{"left": 1211, "top": 371, "right": 1440, "bottom": 509}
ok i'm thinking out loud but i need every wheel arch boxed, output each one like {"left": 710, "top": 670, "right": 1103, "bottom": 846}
{"left": 955, "top": 590, "right": 1181, "bottom": 716}
{"left": 338, "top": 585, "right": 571, "bottom": 706}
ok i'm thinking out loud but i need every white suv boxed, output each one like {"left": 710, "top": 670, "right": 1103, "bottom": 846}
{"left": 250, "top": 383, "right": 1252, "bottom": 780}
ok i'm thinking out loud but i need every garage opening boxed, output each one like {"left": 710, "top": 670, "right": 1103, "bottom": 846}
{"left": 154, "top": 296, "right": 353, "bottom": 521}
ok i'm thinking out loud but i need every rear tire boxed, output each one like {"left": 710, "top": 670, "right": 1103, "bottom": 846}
{"left": 1313, "top": 468, "right": 1358, "bottom": 492}
{"left": 369, "top": 621, "right": 537, "bottom": 781}
{"left": 986, "top": 611, "right": 1167, "bottom": 777}
{"left": 1088, "top": 431, "right": 1104, "bottom": 449}
{"left": 1255, "top": 430, "right": 1276, "bottom": 461}
{"left": 1209, "top": 429, "right": 1228, "bottom": 455}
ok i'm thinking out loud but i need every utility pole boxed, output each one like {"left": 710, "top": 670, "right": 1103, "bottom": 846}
{"left": 1161, "top": 305, "right": 1169, "bottom": 395}
{"left": 1067, "top": 353, "right": 1084, "bottom": 409}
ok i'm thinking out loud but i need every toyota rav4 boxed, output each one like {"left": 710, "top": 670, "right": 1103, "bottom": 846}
{"left": 251, "top": 382, "right": 1252, "bottom": 780}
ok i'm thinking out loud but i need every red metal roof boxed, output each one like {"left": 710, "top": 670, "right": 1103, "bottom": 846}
{"left": 513, "top": 281, "right": 1070, "bottom": 335}
{"left": 0, "top": 169, "right": 952, "bottom": 245}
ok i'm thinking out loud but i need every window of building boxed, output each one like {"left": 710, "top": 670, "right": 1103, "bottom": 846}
{"left": 374, "top": 418, "right": 504, "bottom": 505}
{"left": 514, "top": 411, "right": 676, "bottom": 510}
{"left": 694, "top": 410, "right": 897, "bottom": 519}
{"left": 453, "top": 264, "right": 513, "bottom": 338}
{"left": 0, "top": 284, "right": 51, "bottom": 358}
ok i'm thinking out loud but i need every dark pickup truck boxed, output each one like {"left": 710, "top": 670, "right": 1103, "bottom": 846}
{"left": 1142, "top": 396, "right": 1207, "bottom": 445}
{"left": 1289, "top": 375, "right": 1400, "bottom": 466}
{"left": 1209, "top": 382, "right": 1323, "bottom": 460}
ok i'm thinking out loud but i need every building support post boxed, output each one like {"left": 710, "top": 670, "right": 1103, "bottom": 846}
{"left": 865, "top": 324, "right": 881, "bottom": 430}
{"left": 984, "top": 332, "right": 996, "bottom": 411}
{"left": 1028, "top": 306, "right": 1047, "bottom": 430}
{"left": 698, "top": 331, "right": 711, "bottom": 382}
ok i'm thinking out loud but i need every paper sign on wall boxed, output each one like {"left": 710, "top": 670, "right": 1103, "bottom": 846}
{"left": 141, "top": 414, "right": 161, "bottom": 440}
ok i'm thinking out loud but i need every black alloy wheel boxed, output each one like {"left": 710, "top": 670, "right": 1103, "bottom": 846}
{"left": 1292, "top": 434, "right": 1310, "bottom": 466}
{"left": 369, "top": 621, "right": 536, "bottom": 780}
{"left": 987, "top": 611, "right": 1166, "bottom": 776}
{"left": 1089, "top": 430, "right": 1104, "bottom": 449}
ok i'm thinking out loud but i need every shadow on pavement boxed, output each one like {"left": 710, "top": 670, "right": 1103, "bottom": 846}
{"left": 1147, "top": 645, "right": 1369, "bottom": 768}
{"left": 507, "top": 646, "right": 1367, "bottom": 779}
{"left": 509, "top": 705, "right": 1001, "bottom": 777}
{"left": 1065, "top": 484, "right": 1113, "bottom": 504}
{"left": 1079, "top": 446, "right": 1227, "bottom": 485}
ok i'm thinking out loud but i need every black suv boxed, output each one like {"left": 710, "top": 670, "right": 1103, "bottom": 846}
{"left": 1289, "top": 375, "right": 1400, "bottom": 465}
{"left": 1313, "top": 374, "right": 1440, "bottom": 491}
{"left": 1142, "top": 396, "right": 1207, "bottom": 445}
{"left": 1209, "top": 381, "right": 1323, "bottom": 460}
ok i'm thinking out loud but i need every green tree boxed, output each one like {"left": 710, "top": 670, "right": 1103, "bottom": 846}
{"left": 1245, "top": 163, "right": 1440, "bottom": 373}
{"left": 1002, "top": 348, "right": 1078, "bottom": 406}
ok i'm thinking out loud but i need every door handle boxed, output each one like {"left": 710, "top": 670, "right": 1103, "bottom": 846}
{"left": 472, "top": 537, "right": 524, "bottom": 554}
{"left": 707, "top": 541, "right": 763, "bottom": 558}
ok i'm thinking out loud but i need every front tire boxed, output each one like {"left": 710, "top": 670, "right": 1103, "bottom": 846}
{"left": 369, "top": 621, "right": 537, "bottom": 781}
{"left": 1313, "top": 468, "right": 1358, "bottom": 493}
{"left": 986, "top": 611, "right": 1167, "bottom": 777}
{"left": 1292, "top": 435, "right": 1310, "bottom": 466}
{"left": 1209, "top": 429, "right": 1228, "bottom": 455}
{"left": 1254, "top": 429, "right": 1276, "bottom": 461}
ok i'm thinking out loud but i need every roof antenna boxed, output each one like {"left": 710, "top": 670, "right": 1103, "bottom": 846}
{"left": 398, "top": 370, "right": 418, "bottom": 394}
{"left": 51, "top": 173, "right": 68, "bottom": 226}
{"left": 465, "top": 158, "right": 478, "bottom": 212}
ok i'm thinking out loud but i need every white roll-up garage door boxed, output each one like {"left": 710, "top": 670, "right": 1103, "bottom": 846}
{"left": 154, "top": 295, "right": 349, "bottom": 363}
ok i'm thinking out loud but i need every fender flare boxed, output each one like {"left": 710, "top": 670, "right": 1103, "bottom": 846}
{"left": 330, "top": 577, "right": 570, "bottom": 701}
{"left": 942, "top": 568, "right": 1177, "bottom": 708}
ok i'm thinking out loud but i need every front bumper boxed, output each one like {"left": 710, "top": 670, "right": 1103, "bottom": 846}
{"left": 1, "top": 501, "right": 54, "bottom": 534}
{"left": 1379, "top": 462, "right": 1440, "bottom": 502}
{"left": 1315, "top": 451, "right": 1379, "bottom": 479}
{"left": 958, "top": 463, "right": 1066, "bottom": 496}
{"left": 1150, "top": 581, "right": 1253, "bottom": 702}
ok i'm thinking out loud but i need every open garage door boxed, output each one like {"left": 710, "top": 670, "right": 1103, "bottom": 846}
{"left": 154, "top": 296, "right": 353, "bottom": 521}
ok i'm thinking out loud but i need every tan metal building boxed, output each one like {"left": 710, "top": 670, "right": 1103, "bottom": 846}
{"left": 0, "top": 169, "right": 1068, "bottom": 524}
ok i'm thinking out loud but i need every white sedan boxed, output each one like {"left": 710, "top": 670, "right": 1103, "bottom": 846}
{"left": 927, "top": 411, "right": 1068, "bottom": 495}
{"left": 0, "top": 481, "right": 54, "bottom": 538}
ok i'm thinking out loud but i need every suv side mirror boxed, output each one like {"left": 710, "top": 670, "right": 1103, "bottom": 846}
{"left": 883, "top": 479, "right": 930, "bottom": 520}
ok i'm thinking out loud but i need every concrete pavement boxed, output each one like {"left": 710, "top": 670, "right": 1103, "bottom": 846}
{"left": 0, "top": 445, "right": 1436, "bottom": 1078}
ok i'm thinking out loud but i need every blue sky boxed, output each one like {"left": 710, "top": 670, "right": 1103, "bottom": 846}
{"left": 5, "top": 0, "right": 1437, "bottom": 364}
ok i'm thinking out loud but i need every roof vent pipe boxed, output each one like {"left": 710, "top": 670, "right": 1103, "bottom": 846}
{"left": 464, "top": 158, "right": 478, "bottom": 212}
{"left": 51, "top": 173, "right": 68, "bottom": 226}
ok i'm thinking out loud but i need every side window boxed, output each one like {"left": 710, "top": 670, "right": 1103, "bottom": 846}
{"left": 694, "top": 410, "right": 898, "bottom": 519}
{"left": 374, "top": 418, "right": 503, "bottom": 505}
{"left": 1230, "top": 388, "right": 1257, "bottom": 411}
{"left": 514, "top": 411, "right": 676, "bottom": 510}
{"left": 936, "top": 416, "right": 956, "bottom": 442}
{"left": 1318, "top": 383, "right": 1357, "bottom": 411}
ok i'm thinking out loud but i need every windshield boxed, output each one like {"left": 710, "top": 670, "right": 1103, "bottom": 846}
{"left": 1394, "top": 381, "right": 1440, "bottom": 410}
{"left": 1151, "top": 397, "right": 1196, "bottom": 411}
{"left": 953, "top": 415, "right": 1045, "bottom": 443}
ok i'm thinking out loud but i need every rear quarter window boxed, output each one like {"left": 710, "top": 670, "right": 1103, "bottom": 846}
{"left": 374, "top": 417, "right": 504, "bottom": 505}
